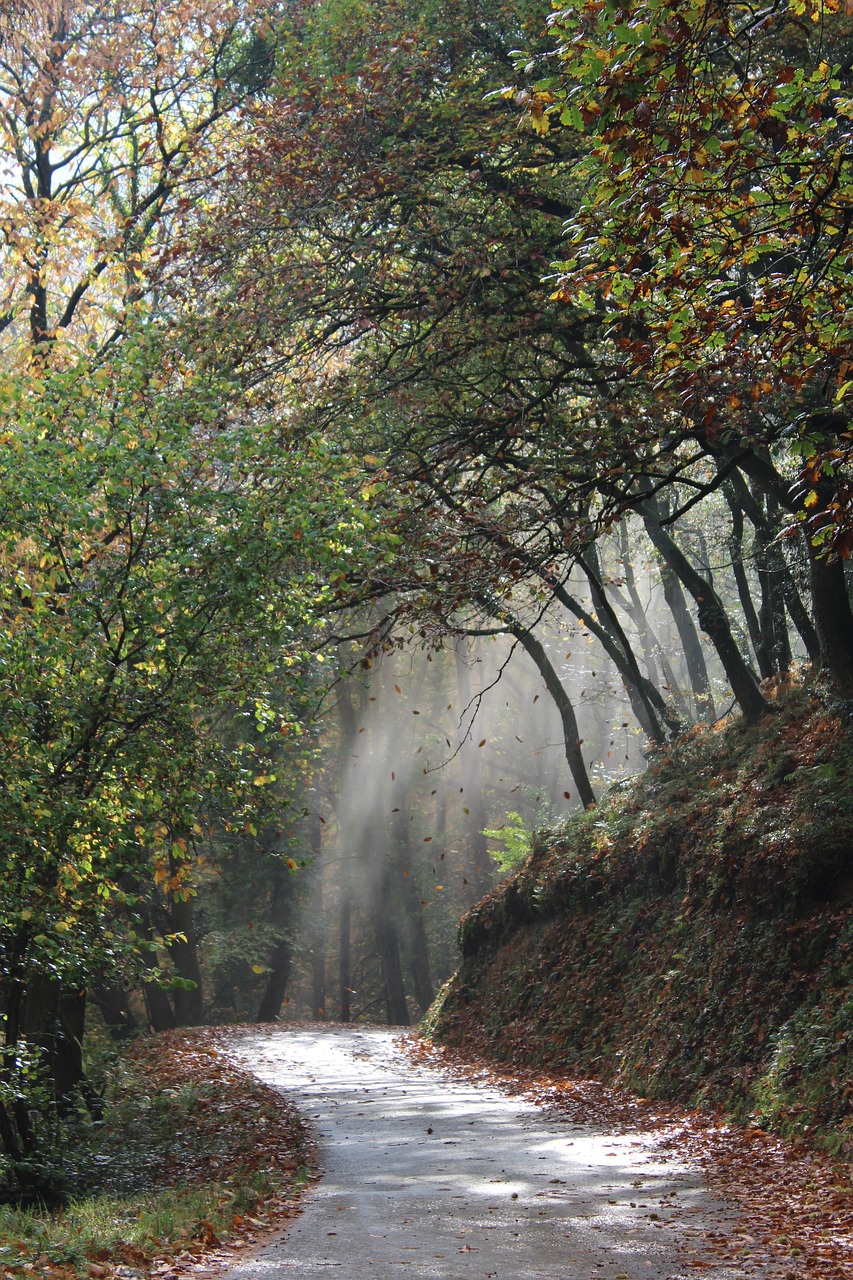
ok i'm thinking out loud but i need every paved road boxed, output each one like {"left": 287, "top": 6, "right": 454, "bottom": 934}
{"left": 224, "top": 1025, "right": 766, "bottom": 1280}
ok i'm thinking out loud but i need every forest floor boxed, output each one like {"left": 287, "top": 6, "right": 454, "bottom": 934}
{"left": 0, "top": 1029, "right": 312, "bottom": 1280}
{"left": 4, "top": 1023, "right": 851, "bottom": 1279}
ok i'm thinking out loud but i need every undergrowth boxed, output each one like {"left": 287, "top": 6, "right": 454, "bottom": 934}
{"left": 431, "top": 674, "right": 853, "bottom": 1158}
{"left": 0, "top": 1030, "right": 310, "bottom": 1278}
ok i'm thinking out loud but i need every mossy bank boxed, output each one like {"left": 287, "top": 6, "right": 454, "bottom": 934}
{"left": 429, "top": 678, "right": 853, "bottom": 1156}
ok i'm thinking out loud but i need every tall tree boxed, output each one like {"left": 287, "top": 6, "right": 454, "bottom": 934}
{"left": 0, "top": 0, "right": 276, "bottom": 359}
{"left": 539, "top": 0, "right": 853, "bottom": 685}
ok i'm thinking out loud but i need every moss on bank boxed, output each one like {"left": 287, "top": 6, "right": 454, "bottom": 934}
{"left": 430, "top": 677, "right": 853, "bottom": 1156}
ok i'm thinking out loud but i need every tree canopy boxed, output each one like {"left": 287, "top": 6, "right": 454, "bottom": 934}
{"left": 1, "top": 0, "right": 852, "bottom": 1201}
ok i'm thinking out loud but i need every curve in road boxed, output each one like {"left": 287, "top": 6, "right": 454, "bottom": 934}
{"left": 224, "top": 1025, "right": 766, "bottom": 1280}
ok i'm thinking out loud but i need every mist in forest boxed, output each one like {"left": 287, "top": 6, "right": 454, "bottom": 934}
{"left": 285, "top": 510, "right": 789, "bottom": 1025}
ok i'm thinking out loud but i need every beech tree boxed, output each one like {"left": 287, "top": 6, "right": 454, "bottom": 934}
{"left": 188, "top": 0, "right": 780, "bottom": 733}
{"left": 0, "top": 324, "right": 368, "bottom": 1193}
{"left": 538, "top": 0, "right": 853, "bottom": 691}
{"left": 0, "top": 0, "right": 276, "bottom": 358}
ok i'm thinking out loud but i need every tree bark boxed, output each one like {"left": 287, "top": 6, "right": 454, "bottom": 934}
{"left": 22, "top": 975, "right": 86, "bottom": 1104}
{"left": 720, "top": 448, "right": 850, "bottom": 685}
{"left": 722, "top": 479, "right": 773, "bottom": 679}
{"left": 454, "top": 637, "right": 494, "bottom": 900}
{"left": 640, "top": 495, "right": 768, "bottom": 723}
{"left": 811, "top": 554, "right": 853, "bottom": 695}
{"left": 369, "top": 854, "right": 410, "bottom": 1024}
{"left": 167, "top": 882, "right": 204, "bottom": 1027}
{"left": 142, "top": 969, "right": 177, "bottom": 1032}
{"left": 339, "top": 888, "right": 352, "bottom": 1022}
{"left": 392, "top": 801, "right": 435, "bottom": 1014}
{"left": 309, "top": 814, "right": 326, "bottom": 1020}
{"left": 90, "top": 982, "right": 139, "bottom": 1041}
{"left": 256, "top": 935, "right": 292, "bottom": 1023}
{"left": 579, "top": 545, "right": 666, "bottom": 741}
{"left": 257, "top": 853, "right": 296, "bottom": 1022}
{"left": 506, "top": 619, "right": 597, "bottom": 808}
{"left": 336, "top": 679, "right": 359, "bottom": 1023}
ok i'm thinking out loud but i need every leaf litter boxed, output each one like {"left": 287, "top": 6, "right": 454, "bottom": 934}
{"left": 2, "top": 1028, "right": 314, "bottom": 1280}
{"left": 403, "top": 1034, "right": 853, "bottom": 1280}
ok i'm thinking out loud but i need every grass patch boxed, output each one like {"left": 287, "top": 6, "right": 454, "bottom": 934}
{"left": 0, "top": 1029, "right": 311, "bottom": 1279}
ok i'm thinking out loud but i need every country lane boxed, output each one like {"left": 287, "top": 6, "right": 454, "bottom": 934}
{"left": 222, "top": 1024, "right": 768, "bottom": 1280}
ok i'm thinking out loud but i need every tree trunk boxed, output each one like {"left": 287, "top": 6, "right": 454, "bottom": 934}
{"left": 506, "top": 617, "right": 597, "bottom": 808}
{"left": 257, "top": 857, "right": 295, "bottom": 1022}
{"left": 465, "top": 519, "right": 680, "bottom": 736}
{"left": 753, "top": 493, "right": 792, "bottom": 675}
{"left": 719, "top": 448, "right": 848, "bottom": 682}
{"left": 726, "top": 466, "right": 819, "bottom": 663}
{"left": 454, "top": 637, "right": 493, "bottom": 900}
{"left": 167, "top": 886, "right": 204, "bottom": 1027}
{"left": 722, "top": 479, "right": 773, "bottom": 678}
{"left": 339, "top": 888, "right": 352, "bottom": 1023}
{"left": 90, "top": 982, "right": 138, "bottom": 1041}
{"left": 336, "top": 678, "right": 359, "bottom": 1023}
{"left": 579, "top": 547, "right": 669, "bottom": 741}
{"left": 640, "top": 496, "right": 768, "bottom": 723}
{"left": 257, "top": 937, "right": 292, "bottom": 1023}
{"left": 310, "top": 815, "right": 327, "bottom": 1020}
{"left": 392, "top": 802, "right": 435, "bottom": 1014}
{"left": 22, "top": 975, "right": 86, "bottom": 1104}
{"left": 614, "top": 517, "right": 690, "bottom": 717}
{"left": 143, "top": 981, "right": 177, "bottom": 1033}
{"left": 811, "top": 553, "right": 853, "bottom": 695}
{"left": 660, "top": 554, "right": 715, "bottom": 719}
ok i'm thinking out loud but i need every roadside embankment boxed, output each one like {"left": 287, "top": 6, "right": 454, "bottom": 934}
{"left": 429, "top": 678, "right": 853, "bottom": 1157}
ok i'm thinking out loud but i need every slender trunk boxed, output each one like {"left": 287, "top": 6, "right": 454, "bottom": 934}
{"left": 727, "top": 467, "right": 819, "bottom": 663}
{"left": 454, "top": 638, "right": 493, "bottom": 900}
{"left": 615, "top": 518, "right": 689, "bottom": 716}
{"left": 339, "top": 888, "right": 352, "bottom": 1022}
{"left": 382, "top": 658, "right": 434, "bottom": 1012}
{"left": 615, "top": 519, "right": 660, "bottom": 684}
{"left": 723, "top": 479, "right": 772, "bottom": 678}
{"left": 310, "top": 815, "right": 326, "bottom": 1020}
{"left": 257, "top": 852, "right": 296, "bottom": 1022}
{"left": 392, "top": 802, "right": 435, "bottom": 1014}
{"left": 167, "top": 886, "right": 204, "bottom": 1027}
{"left": 456, "top": 514, "right": 680, "bottom": 736}
{"left": 643, "top": 493, "right": 715, "bottom": 720}
{"left": 752, "top": 492, "right": 792, "bottom": 675}
{"left": 256, "top": 935, "right": 292, "bottom": 1022}
{"left": 640, "top": 495, "right": 768, "bottom": 723}
{"left": 369, "top": 856, "right": 410, "bottom": 1025}
{"left": 720, "top": 449, "right": 849, "bottom": 683}
{"left": 479, "top": 596, "right": 597, "bottom": 807}
{"left": 336, "top": 679, "right": 359, "bottom": 1023}
{"left": 579, "top": 547, "right": 667, "bottom": 741}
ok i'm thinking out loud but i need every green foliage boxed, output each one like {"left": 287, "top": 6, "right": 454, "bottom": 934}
{"left": 483, "top": 811, "right": 533, "bottom": 877}
{"left": 538, "top": 0, "right": 853, "bottom": 552}
{"left": 0, "top": 313, "right": 375, "bottom": 1183}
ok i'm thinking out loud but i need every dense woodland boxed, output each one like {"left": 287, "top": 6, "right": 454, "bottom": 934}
{"left": 0, "top": 0, "right": 851, "bottom": 1201}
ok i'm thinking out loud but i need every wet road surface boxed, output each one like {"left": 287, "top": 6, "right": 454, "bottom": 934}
{"left": 223, "top": 1025, "right": 767, "bottom": 1280}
